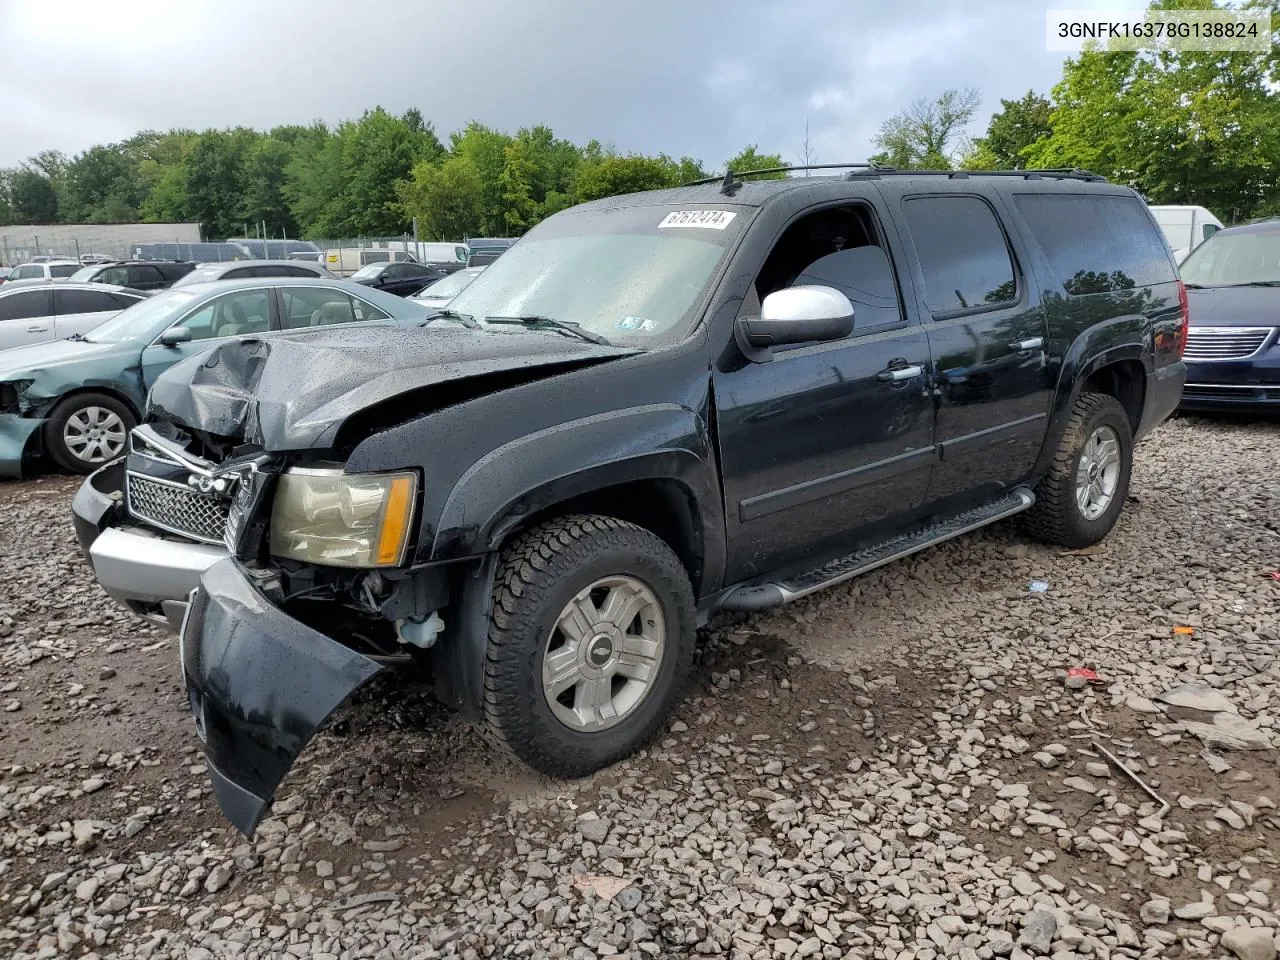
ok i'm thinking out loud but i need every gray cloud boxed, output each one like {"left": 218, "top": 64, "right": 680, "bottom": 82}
{"left": 0, "top": 0, "right": 1123, "bottom": 171}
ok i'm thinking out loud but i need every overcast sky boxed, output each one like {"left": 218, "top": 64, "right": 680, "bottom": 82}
{"left": 0, "top": 0, "right": 1130, "bottom": 171}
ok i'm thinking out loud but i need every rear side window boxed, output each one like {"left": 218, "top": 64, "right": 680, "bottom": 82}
{"left": 902, "top": 196, "right": 1018, "bottom": 314}
{"left": 14, "top": 265, "right": 44, "bottom": 279}
{"left": 107, "top": 292, "right": 145, "bottom": 309}
{"left": 1013, "top": 194, "right": 1174, "bottom": 295}
{"left": 49, "top": 264, "right": 80, "bottom": 278}
{"left": 282, "top": 265, "right": 320, "bottom": 277}
{"left": 54, "top": 289, "right": 120, "bottom": 314}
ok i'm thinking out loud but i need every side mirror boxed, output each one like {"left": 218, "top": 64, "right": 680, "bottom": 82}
{"left": 736, "top": 285, "right": 855, "bottom": 361}
{"left": 158, "top": 326, "right": 192, "bottom": 347}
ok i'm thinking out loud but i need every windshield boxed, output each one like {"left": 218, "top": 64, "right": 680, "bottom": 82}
{"left": 446, "top": 205, "right": 743, "bottom": 345}
{"left": 68, "top": 266, "right": 101, "bottom": 282}
{"left": 1180, "top": 230, "right": 1280, "bottom": 286}
{"left": 415, "top": 269, "right": 480, "bottom": 300}
{"left": 83, "top": 288, "right": 203, "bottom": 343}
{"left": 351, "top": 263, "right": 385, "bottom": 280}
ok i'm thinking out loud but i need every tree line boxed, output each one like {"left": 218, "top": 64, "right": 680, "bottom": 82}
{"left": 1, "top": 0, "right": 1275, "bottom": 239}
{"left": 0, "top": 112, "right": 781, "bottom": 242}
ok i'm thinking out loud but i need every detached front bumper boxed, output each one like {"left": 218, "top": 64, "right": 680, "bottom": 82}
{"left": 72, "top": 459, "right": 227, "bottom": 629}
{"left": 182, "top": 558, "right": 384, "bottom": 836}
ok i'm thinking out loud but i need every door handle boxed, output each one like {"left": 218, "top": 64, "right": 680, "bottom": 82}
{"left": 27, "top": 325, "right": 49, "bottom": 333}
{"left": 1009, "top": 337, "right": 1044, "bottom": 352}
{"left": 877, "top": 364, "right": 924, "bottom": 382}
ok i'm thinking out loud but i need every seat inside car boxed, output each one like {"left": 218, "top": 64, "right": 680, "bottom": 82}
{"left": 310, "top": 301, "right": 352, "bottom": 326}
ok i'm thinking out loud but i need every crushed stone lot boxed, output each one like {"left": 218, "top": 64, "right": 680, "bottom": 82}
{"left": 2, "top": 414, "right": 1280, "bottom": 960}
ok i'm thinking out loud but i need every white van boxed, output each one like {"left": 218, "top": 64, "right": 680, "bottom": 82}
{"left": 322, "top": 247, "right": 419, "bottom": 277}
{"left": 1149, "top": 205, "right": 1224, "bottom": 263}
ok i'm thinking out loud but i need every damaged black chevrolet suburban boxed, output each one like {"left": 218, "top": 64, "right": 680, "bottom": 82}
{"left": 72, "top": 166, "right": 1187, "bottom": 835}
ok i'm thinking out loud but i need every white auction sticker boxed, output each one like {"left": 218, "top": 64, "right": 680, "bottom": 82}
{"left": 658, "top": 210, "right": 737, "bottom": 230}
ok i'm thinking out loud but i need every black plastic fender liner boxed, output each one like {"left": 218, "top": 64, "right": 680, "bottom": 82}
{"left": 428, "top": 551, "right": 500, "bottom": 721}
{"left": 181, "top": 558, "right": 384, "bottom": 836}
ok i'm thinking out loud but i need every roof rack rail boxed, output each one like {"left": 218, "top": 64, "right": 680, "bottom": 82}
{"left": 682, "top": 163, "right": 1107, "bottom": 187}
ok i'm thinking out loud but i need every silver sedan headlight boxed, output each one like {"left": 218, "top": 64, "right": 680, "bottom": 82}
{"left": 269, "top": 467, "right": 417, "bottom": 568}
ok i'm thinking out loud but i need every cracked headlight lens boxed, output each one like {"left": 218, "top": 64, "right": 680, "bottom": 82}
{"left": 269, "top": 468, "right": 416, "bottom": 567}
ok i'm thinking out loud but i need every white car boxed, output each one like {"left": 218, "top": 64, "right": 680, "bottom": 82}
{"left": 5, "top": 260, "right": 83, "bottom": 282}
{"left": 410, "top": 266, "right": 487, "bottom": 309}
{"left": 0, "top": 282, "right": 149, "bottom": 350}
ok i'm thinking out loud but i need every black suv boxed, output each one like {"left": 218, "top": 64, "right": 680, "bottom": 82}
{"left": 70, "top": 260, "right": 196, "bottom": 290}
{"left": 72, "top": 166, "right": 1187, "bottom": 835}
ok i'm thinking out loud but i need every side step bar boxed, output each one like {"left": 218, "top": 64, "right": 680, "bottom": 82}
{"left": 720, "top": 487, "right": 1035, "bottom": 612}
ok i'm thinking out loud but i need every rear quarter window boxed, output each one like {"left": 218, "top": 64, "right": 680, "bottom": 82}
{"left": 1013, "top": 194, "right": 1175, "bottom": 295}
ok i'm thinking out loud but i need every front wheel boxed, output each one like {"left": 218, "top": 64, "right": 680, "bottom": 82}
{"left": 482, "top": 515, "right": 695, "bottom": 777}
{"left": 45, "top": 392, "right": 136, "bottom": 475}
{"left": 1021, "top": 392, "right": 1133, "bottom": 548}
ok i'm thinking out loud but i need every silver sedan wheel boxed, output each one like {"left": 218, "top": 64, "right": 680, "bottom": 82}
{"left": 63, "top": 406, "right": 127, "bottom": 464}
{"left": 542, "top": 576, "right": 666, "bottom": 733}
{"left": 1075, "top": 424, "right": 1121, "bottom": 521}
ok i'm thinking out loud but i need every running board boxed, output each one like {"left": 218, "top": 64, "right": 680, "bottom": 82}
{"left": 720, "top": 487, "right": 1035, "bottom": 612}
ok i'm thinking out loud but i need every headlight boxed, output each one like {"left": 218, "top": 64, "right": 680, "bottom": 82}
{"left": 269, "top": 468, "right": 417, "bottom": 567}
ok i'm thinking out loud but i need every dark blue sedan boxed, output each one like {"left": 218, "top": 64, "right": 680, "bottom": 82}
{"left": 1179, "top": 219, "right": 1280, "bottom": 411}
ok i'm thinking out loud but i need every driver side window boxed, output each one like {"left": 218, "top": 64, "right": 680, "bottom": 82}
{"left": 169, "top": 289, "right": 272, "bottom": 342}
{"left": 747, "top": 204, "right": 906, "bottom": 349}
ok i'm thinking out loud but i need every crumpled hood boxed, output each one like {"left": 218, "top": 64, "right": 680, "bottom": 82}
{"left": 147, "top": 324, "right": 639, "bottom": 450}
{"left": 1186, "top": 285, "right": 1280, "bottom": 327}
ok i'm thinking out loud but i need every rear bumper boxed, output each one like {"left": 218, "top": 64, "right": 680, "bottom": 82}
{"left": 182, "top": 558, "right": 383, "bottom": 835}
{"left": 72, "top": 459, "right": 228, "bottom": 629}
{"left": 1136, "top": 361, "right": 1186, "bottom": 440}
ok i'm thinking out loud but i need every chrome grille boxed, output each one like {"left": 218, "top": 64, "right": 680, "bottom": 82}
{"left": 127, "top": 474, "right": 230, "bottom": 545}
{"left": 1184, "top": 326, "right": 1273, "bottom": 361}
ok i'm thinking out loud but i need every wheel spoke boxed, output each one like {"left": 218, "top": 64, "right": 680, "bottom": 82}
{"left": 614, "top": 651, "right": 655, "bottom": 683}
{"left": 576, "top": 676, "right": 617, "bottom": 727}
{"left": 557, "top": 594, "right": 598, "bottom": 643}
{"left": 543, "top": 646, "right": 581, "bottom": 698}
{"left": 600, "top": 582, "right": 645, "bottom": 631}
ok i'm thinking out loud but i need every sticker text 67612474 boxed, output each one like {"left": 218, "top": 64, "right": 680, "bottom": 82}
{"left": 657, "top": 210, "right": 737, "bottom": 230}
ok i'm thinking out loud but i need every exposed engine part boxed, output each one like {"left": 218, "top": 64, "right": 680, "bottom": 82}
{"left": 395, "top": 611, "right": 445, "bottom": 649}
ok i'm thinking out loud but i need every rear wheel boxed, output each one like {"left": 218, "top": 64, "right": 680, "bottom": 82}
{"left": 482, "top": 515, "right": 695, "bottom": 777}
{"left": 1021, "top": 392, "right": 1133, "bottom": 548}
{"left": 45, "top": 392, "right": 135, "bottom": 474}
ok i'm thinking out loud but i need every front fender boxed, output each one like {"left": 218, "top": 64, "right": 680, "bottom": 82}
{"left": 433, "top": 403, "right": 720, "bottom": 566}
{"left": 0, "top": 415, "right": 46, "bottom": 479}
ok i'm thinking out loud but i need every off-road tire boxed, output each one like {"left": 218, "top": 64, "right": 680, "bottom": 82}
{"left": 482, "top": 514, "right": 695, "bottom": 777}
{"left": 1020, "top": 392, "right": 1133, "bottom": 548}
{"left": 45, "top": 392, "right": 136, "bottom": 475}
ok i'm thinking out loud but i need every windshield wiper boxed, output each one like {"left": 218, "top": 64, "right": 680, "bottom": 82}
{"left": 420, "top": 308, "right": 479, "bottom": 329}
{"left": 483, "top": 315, "right": 612, "bottom": 346}
{"left": 1182, "top": 282, "right": 1206, "bottom": 289}
{"left": 64, "top": 332, "right": 94, "bottom": 343}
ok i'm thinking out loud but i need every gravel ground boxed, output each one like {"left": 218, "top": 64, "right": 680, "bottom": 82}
{"left": 2, "top": 413, "right": 1279, "bottom": 960}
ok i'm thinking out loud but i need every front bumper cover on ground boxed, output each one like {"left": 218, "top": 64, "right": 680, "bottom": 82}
{"left": 181, "top": 558, "right": 384, "bottom": 836}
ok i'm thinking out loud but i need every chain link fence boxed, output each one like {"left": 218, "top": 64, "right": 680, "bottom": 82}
{"left": 0, "top": 223, "right": 203, "bottom": 267}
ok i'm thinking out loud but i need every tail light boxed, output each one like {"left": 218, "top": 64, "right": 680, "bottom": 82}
{"left": 1174, "top": 280, "right": 1190, "bottom": 359}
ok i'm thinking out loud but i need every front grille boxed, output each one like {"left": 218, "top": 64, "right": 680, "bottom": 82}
{"left": 1184, "top": 326, "right": 1273, "bottom": 361}
{"left": 127, "top": 474, "right": 229, "bottom": 545}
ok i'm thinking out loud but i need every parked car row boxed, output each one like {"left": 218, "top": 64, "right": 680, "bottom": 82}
{"left": 0, "top": 278, "right": 432, "bottom": 476}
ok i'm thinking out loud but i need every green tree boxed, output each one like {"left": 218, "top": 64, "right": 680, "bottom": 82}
{"left": 9, "top": 168, "right": 58, "bottom": 222}
{"left": 1025, "top": 0, "right": 1280, "bottom": 217}
{"left": 240, "top": 137, "right": 298, "bottom": 237}
{"left": 725, "top": 145, "right": 786, "bottom": 177}
{"left": 962, "top": 90, "right": 1053, "bottom": 169}
{"left": 334, "top": 107, "right": 444, "bottom": 235}
{"left": 63, "top": 145, "right": 145, "bottom": 222}
{"left": 871, "top": 88, "right": 981, "bottom": 169}
{"left": 183, "top": 128, "right": 259, "bottom": 238}
{"left": 284, "top": 124, "right": 344, "bottom": 236}
{"left": 572, "top": 154, "right": 682, "bottom": 203}
{"left": 396, "top": 155, "right": 484, "bottom": 240}
{"left": 498, "top": 140, "right": 540, "bottom": 232}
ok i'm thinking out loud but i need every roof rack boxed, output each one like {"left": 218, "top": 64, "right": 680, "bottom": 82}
{"left": 683, "top": 163, "right": 1107, "bottom": 189}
